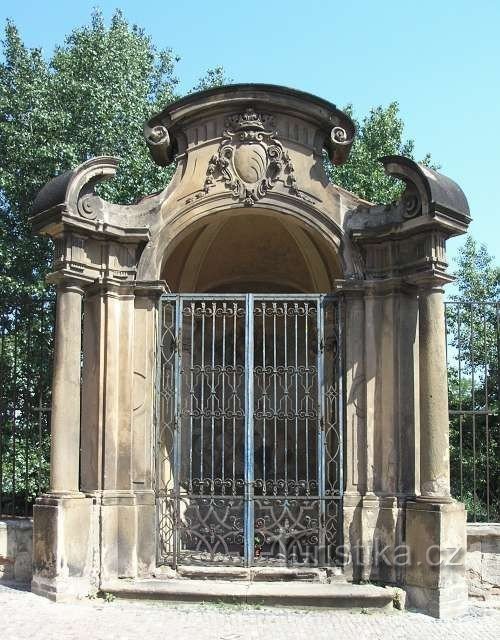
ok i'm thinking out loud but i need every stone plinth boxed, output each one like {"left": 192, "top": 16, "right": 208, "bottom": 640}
{"left": 31, "top": 495, "right": 96, "bottom": 601}
{"left": 0, "top": 518, "right": 33, "bottom": 584}
{"left": 466, "top": 523, "right": 500, "bottom": 600}
{"left": 405, "top": 500, "right": 467, "bottom": 617}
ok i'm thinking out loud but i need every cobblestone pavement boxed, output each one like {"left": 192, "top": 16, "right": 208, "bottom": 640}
{"left": 1, "top": 584, "right": 499, "bottom": 640}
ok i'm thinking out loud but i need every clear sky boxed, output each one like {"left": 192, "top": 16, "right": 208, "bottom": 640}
{"left": 2, "top": 0, "right": 499, "bottom": 265}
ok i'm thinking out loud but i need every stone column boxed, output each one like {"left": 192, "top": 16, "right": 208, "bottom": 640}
{"left": 406, "top": 275, "right": 467, "bottom": 618}
{"left": 50, "top": 281, "right": 84, "bottom": 494}
{"left": 417, "top": 279, "right": 452, "bottom": 502}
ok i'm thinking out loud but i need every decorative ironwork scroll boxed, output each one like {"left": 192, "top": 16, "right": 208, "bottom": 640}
{"left": 156, "top": 294, "right": 342, "bottom": 567}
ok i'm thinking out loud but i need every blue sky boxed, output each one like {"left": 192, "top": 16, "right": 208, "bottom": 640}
{"left": 2, "top": 0, "right": 499, "bottom": 266}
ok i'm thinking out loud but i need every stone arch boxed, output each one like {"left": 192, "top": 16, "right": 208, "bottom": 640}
{"left": 162, "top": 211, "right": 336, "bottom": 293}
{"left": 136, "top": 194, "right": 358, "bottom": 289}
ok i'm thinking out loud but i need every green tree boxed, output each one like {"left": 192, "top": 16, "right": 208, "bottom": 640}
{"left": 452, "top": 236, "right": 500, "bottom": 303}
{"left": 0, "top": 10, "right": 230, "bottom": 299}
{"left": 327, "top": 102, "right": 435, "bottom": 205}
{"left": 190, "top": 65, "right": 231, "bottom": 93}
{"left": 0, "top": 10, "right": 230, "bottom": 513}
{"left": 446, "top": 236, "right": 500, "bottom": 521}
{"left": 0, "top": 11, "right": 179, "bottom": 298}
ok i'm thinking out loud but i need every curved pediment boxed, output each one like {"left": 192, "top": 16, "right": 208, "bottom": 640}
{"left": 144, "top": 83, "right": 356, "bottom": 168}
{"left": 140, "top": 84, "right": 361, "bottom": 256}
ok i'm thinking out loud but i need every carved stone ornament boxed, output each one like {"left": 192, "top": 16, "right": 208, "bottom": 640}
{"left": 202, "top": 107, "right": 299, "bottom": 206}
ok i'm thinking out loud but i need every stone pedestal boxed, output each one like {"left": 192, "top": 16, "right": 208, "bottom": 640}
{"left": 405, "top": 500, "right": 467, "bottom": 617}
{"left": 31, "top": 495, "right": 96, "bottom": 601}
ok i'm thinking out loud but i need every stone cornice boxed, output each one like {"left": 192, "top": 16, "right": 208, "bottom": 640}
{"left": 344, "top": 156, "right": 471, "bottom": 281}
{"left": 134, "top": 280, "right": 170, "bottom": 297}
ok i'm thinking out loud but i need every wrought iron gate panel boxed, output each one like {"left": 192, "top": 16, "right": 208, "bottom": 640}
{"left": 157, "top": 294, "right": 342, "bottom": 567}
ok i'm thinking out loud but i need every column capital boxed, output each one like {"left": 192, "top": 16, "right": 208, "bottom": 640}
{"left": 409, "top": 271, "right": 454, "bottom": 292}
{"left": 46, "top": 269, "right": 89, "bottom": 293}
{"left": 134, "top": 279, "right": 169, "bottom": 298}
{"left": 57, "top": 281, "right": 86, "bottom": 296}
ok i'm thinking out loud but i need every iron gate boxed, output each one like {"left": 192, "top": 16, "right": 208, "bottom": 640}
{"left": 156, "top": 294, "right": 343, "bottom": 567}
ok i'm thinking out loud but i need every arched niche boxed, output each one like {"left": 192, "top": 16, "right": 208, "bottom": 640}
{"left": 160, "top": 206, "right": 343, "bottom": 294}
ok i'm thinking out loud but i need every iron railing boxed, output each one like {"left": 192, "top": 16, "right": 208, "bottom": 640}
{"left": 0, "top": 296, "right": 54, "bottom": 516}
{"left": 446, "top": 301, "right": 499, "bottom": 522}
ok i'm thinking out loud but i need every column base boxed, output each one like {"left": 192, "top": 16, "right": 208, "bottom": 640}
{"left": 405, "top": 584, "right": 468, "bottom": 619}
{"left": 31, "top": 575, "right": 94, "bottom": 602}
{"left": 416, "top": 494, "right": 454, "bottom": 504}
{"left": 405, "top": 500, "right": 467, "bottom": 618}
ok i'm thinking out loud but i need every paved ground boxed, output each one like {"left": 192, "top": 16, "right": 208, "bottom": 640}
{"left": 1, "top": 584, "right": 499, "bottom": 640}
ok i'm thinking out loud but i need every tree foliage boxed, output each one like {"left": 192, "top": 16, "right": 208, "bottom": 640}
{"left": 327, "top": 102, "right": 435, "bottom": 205}
{"left": 0, "top": 10, "right": 229, "bottom": 299}
{"left": 446, "top": 237, "right": 500, "bottom": 520}
{"left": 452, "top": 236, "right": 500, "bottom": 303}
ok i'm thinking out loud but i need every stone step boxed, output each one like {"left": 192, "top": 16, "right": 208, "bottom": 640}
{"left": 101, "top": 578, "right": 395, "bottom": 610}
{"left": 172, "top": 565, "right": 336, "bottom": 583}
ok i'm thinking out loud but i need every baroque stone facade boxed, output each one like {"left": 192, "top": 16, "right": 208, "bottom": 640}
{"left": 29, "top": 85, "right": 471, "bottom": 616}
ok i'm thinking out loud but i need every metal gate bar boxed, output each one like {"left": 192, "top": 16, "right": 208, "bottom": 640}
{"left": 156, "top": 294, "right": 342, "bottom": 568}
{"left": 244, "top": 294, "right": 254, "bottom": 565}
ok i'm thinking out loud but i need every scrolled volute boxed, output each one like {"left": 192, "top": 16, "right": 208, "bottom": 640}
{"left": 380, "top": 155, "right": 470, "bottom": 225}
{"left": 346, "top": 155, "right": 471, "bottom": 239}
{"left": 143, "top": 122, "right": 174, "bottom": 166}
{"left": 30, "top": 156, "right": 120, "bottom": 225}
{"left": 325, "top": 120, "right": 355, "bottom": 166}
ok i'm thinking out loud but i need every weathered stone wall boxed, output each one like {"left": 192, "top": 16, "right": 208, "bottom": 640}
{"left": 0, "top": 519, "right": 33, "bottom": 584}
{"left": 466, "top": 523, "right": 500, "bottom": 600}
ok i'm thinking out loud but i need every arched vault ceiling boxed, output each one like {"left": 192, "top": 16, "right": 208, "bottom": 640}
{"left": 162, "top": 210, "right": 338, "bottom": 293}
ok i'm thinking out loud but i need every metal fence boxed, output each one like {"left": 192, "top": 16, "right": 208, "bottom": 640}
{"left": 446, "top": 301, "right": 499, "bottom": 522}
{"left": 0, "top": 296, "right": 54, "bottom": 516}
